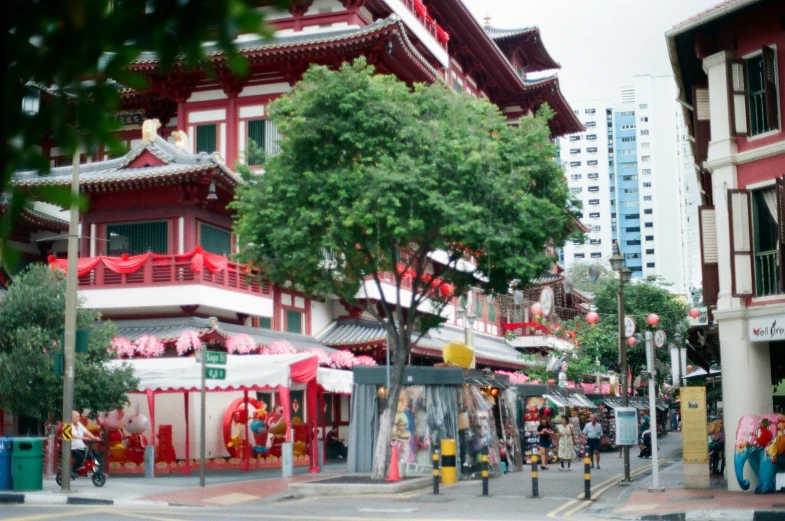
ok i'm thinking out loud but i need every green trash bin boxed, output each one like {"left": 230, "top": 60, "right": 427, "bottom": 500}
{"left": 12, "top": 438, "right": 43, "bottom": 491}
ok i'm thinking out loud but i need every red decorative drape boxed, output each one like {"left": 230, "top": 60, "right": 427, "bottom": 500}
{"left": 413, "top": 0, "right": 427, "bottom": 17}
{"left": 47, "top": 246, "right": 229, "bottom": 277}
{"left": 289, "top": 356, "right": 318, "bottom": 384}
{"left": 501, "top": 321, "right": 552, "bottom": 335}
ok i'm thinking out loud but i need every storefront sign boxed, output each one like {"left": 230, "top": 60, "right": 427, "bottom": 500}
{"left": 680, "top": 386, "right": 708, "bottom": 464}
{"left": 749, "top": 315, "right": 785, "bottom": 342}
{"left": 114, "top": 109, "right": 145, "bottom": 131}
{"left": 615, "top": 407, "right": 638, "bottom": 446}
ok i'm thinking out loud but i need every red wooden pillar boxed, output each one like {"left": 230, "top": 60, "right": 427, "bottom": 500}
{"left": 225, "top": 96, "right": 238, "bottom": 167}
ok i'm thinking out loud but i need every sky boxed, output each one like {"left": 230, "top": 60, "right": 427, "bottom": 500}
{"left": 462, "top": 0, "right": 723, "bottom": 104}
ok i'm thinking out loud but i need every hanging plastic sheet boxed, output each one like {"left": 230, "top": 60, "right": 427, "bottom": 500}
{"left": 457, "top": 385, "right": 502, "bottom": 480}
{"left": 499, "top": 389, "right": 523, "bottom": 472}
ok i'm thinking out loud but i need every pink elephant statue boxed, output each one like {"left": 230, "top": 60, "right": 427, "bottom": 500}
{"left": 735, "top": 413, "right": 785, "bottom": 493}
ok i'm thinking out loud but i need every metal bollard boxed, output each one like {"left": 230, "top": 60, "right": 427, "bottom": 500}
{"left": 432, "top": 450, "right": 440, "bottom": 495}
{"left": 481, "top": 446, "right": 489, "bottom": 496}
{"left": 531, "top": 453, "right": 539, "bottom": 497}
{"left": 441, "top": 439, "right": 457, "bottom": 484}
{"left": 584, "top": 455, "right": 591, "bottom": 500}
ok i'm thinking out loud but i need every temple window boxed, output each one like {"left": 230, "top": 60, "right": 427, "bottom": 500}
{"left": 195, "top": 124, "right": 217, "bottom": 154}
{"left": 285, "top": 309, "right": 303, "bottom": 334}
{"left": 106, "top": 221, "right": 169, "bottom": 255}
{"left": 199, "top": 222, "right": 231, "bottom": 255}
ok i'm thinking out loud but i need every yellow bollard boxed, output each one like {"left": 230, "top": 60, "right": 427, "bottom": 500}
{"left": 441, "top": 439, "right": 457, "bottom": 484}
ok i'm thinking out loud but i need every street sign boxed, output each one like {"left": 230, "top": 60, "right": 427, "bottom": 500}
{"left": 654, "top": 330, "right": 667, "bottom": 348}
{"left": 205, "top": 351, "right": 227, "bottom": 365}
{"left": 206, "top": 367, "right": 226, "bottom": 380}
{"left": 62, "top": 423, "right": 72, "bottom": 440}
{"left": 624, "top": 316, "right": 636, "bottom": 338}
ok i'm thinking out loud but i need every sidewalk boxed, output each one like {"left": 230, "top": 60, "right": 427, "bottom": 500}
{"left": 0, "top": 463, "right": 347, "bottom": 507}
{"left": 585, "top": 452, "right": 785, "bottom": 520}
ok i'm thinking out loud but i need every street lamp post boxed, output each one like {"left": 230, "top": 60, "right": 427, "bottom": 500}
{"left": 610, "top": 241, "right": 632, "bottom": 484}
{"left": 674, "top": 326, "right": 684, "bottom": 389}
{"left": 456, "top": 294, "right": 477, "bottom": 368}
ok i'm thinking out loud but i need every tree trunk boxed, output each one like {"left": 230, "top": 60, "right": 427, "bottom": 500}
{"left": 370, "top": 331, "right": 409, "bottom": 480}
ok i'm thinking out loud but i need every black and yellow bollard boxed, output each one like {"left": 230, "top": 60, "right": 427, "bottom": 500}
{"left": 584, "top": 455, "right": 591, "bottom": 500}
{"left": 432, "top": 450, "right": 440, "bottom": 495}
{"left": 531, "top": 453, "right": 539, "bottom": 497}
{"left": 440, "top": 439, "right": 457, "bottom": 484}
{"left": 481, "top": 446, "right": 489, "bottom": 496}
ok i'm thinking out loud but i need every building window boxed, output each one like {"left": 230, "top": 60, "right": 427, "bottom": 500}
{"left": 623, "top": 175, "right": 638, "bottom": 181}
{"left": 621, "top": 136, "right": 636, "bottom": 142}
{"left": 640, "top": 117, "right": 649, "bottom": 122}
{"left": 195, "top": 124, "right": 217, "bottom": 154}
{"left": 585, "top": 108, "right": 596, "bottom": 114}
{"left": 574, "top": 253, "right": 585, "bottom": 259}
{"left": 647, "top": 262, "right": 655, "bottom": 268}
{"left": 624, "top": 188, "right": 639, "bottom": 194}
{"left": 646, "top": 249, "right": 655, "bottom": 254}
{"left": 626, "top": 213, "right": 639, "bottom": 219}
{"left": 453, "top": 80, "right": 462, "bottom": 93}
{"left": 626, "top": 227, "right": 640, "bottom": 233}
{"left": 570, "top": 187, "right": 583, "bottom": 194}
{"left": 570, "top": 149, "right": 581, "bottom": 154}
{"left": 621, "top": 124, "right": 636, "bottom": 130}
{"left": 570, "top": 161, "right": 581, "bottom": 167}
{"left": 643, "top": 182, "right": 652, "bottom": 188}
{"left": 588, "top": 173, "right": 599, "bottom": 180}
{"left": 591, "top": 252, "right": 602, "bottom": 258}
{"left": 587, "top": 147, "right": 598, "bottom": 153}
{"left": 570, "top": 174, "right": 582, "bottom": 181}
{"left": 589, "top": 212, "right": 600, "bottom": 218}
{"left": 644, "top": 209, "right": 653, "bottom": 215}
{"left": 627, "top": 240, "right": 641, "bottom": 246}
{"left": 621, "top": 150, "right": 636, "bottom": 156}
{"left": 645, "top": 222, "right": 654, "bottom": 228}
{"left": 588, "top": 186, "right": 600, "bottom": 192}
{"left": 106, "top": 221, "right": 168, "bottom": 255}
{"left": 642, "top": 168, "right": 652, "bottom": 175}
{"left": 286, "top": 309, "right": 303, "bottom": 334}
{"left": 641, "top": 155, "right": 650, "bottom": 162}
{"left": 619, "top": 111, "right": 635, "bottom": 117}
{"left": 622, "top": 162, "right": 637, "bottom": 167}
{"left": 639, "top": 104, "right": 648, "bottom": 109}
{"left": 590, "top": 239, "right": 601, "bottom": 245}
{"left": 585, "top": 121, "right": 596, "bottom": 127}
{"left": 645, "top": 235, "right": 654, "bottom": 241}
{"left": 589, "top": 199, "right": 600, "bottom": 206}
{"left": 592, "top": 226, "right": 601, "bottom": 232}
{"left": 643, "top": 195, "right": 653, "bottom": 201}
{"left": 586, "top": 134, "right": 597, "bottom": 140}
{"left": 569, "top": 135, "right": 581, "bottom": 141}
{"left": 745, "top": 50, "right": 780, "bottom": 136}
{"left": 640, "top": 129, "right": 649, "bottom": 136}
{"left": 751, "top": 187, "right": 781, "bottom": 295}
{"left": 640, "top": 142, "right": 650, "bottom": 149}
{"left": 623, "top": 201, "right": 639, "bottom": 207}
{"left": 259, "top": 317, "right": 272, "bottom": 329}
{"left": 199, "top": 223, "right": 231, "bottom": 255}
{"left": 587, "top": 160, "right": 598, "bottom": 166}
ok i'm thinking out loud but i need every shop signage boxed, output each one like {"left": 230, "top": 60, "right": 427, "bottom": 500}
{"left": 749, "top": 315, "right": 785, "bottom": 342}
{"left": 615, "top": 407, "right": 638, "bottom": 446}
{"left": 115, "top": 109, "right": 145, "bottom": 131}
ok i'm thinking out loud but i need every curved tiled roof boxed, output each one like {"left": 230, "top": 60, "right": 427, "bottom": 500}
{"left": 13, "top": 136, "right": 240, "bottom": 189}
{"left": 483, "top": 26, "right": 538, "bottom": 41}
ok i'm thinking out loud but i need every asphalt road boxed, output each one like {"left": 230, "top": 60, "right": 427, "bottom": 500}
{"left": 0, "top": 433, "right": 684, "bottom": 521}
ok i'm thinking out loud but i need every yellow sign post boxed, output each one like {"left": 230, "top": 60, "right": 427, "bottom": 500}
{"left": 680, "top": 386, "right": 709, "bottom": 488}
{"left": 61, "top": 423, "right": 72, "bottom": 441}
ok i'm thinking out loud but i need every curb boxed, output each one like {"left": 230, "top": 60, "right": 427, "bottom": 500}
{"left": 0, "top": 492, "right": 180, "bottom": 508}
{"left": 633, "top": 510, "right": 784, "bottom": 521}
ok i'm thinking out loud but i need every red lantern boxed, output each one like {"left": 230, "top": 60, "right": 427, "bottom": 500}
{"left": 688, "top": 308, "right": 701, "bottom": 319}
{"left": 586, "top": 312, "right": 599, "bottom": 325}
{"left": 647, "top": 313, "right": 660, "bottom": 326}
{"left": 531, "top": 302, "right": 543, "bottom": 317}
{"left": 687, "top": 365, "right": 694, "bottom": 373}
{"left": 627, "top": 337, "right": 637, "bottom": 347}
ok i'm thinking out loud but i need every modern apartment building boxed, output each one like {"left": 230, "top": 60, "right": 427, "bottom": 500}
{"left": 560, "top": 76, "right": 689, "bottom": 294}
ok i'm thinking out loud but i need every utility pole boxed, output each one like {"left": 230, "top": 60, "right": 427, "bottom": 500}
{"left": 60, "top": 148, "right": 80, "bottom": 493}
{"left": 618, "top": 275, "right": 631, "bottom": 483}
{"left": 200, "top": 339, "right": 206, "bottom": 487}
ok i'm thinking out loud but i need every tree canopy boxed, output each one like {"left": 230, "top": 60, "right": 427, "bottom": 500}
{"left": 233, "top": 58, "right": 581, "bottom": 477}
{"left": 0, "top": 265, "right": 137, "bottom": 428}
{"left": 3, "top": 0, "right": 286, "bottom": 263}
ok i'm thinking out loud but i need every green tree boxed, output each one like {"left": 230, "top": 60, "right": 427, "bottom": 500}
{"left": 573, "top": 276, "right": 688, "bottom": 388}
{"left": 233, "top": 59, "right": 581, "bottom": 478}
{"left": 0, "top": 265, "right": 137, "bottom": 429}
{"left": 3, "top": 0, "right": 287, "bottom": 263}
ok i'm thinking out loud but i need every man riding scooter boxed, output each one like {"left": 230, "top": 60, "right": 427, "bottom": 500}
{"left": 70, "top": 410, "right": 100, "bottom": 478}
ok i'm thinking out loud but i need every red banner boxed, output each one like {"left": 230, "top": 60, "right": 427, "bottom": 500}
{"left": 48, "top": 246, "right": 229, "bottom": 277}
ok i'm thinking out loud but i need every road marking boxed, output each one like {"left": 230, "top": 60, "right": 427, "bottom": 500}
{"left": 112, "top": 509, "right": 186, "bottom": 521}
{"left": 358, "top": 508, "right": 417, "bottom": 513}
{"left": 135, "top": 511, "right": 507, "bottom": 521}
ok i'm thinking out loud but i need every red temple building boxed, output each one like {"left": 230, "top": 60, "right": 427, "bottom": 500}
{"left": 4, "top": 0, "right": 589, "bottom": 469}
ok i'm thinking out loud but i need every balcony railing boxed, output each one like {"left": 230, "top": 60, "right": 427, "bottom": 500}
{"left": 398, "top": 0, "right": 449, "bottom": 50}
{"left": 755, "top": 250, "right": 782, "bottom": 297}
{"left": 76, "top": 255, "right": 271, "bottom": 297}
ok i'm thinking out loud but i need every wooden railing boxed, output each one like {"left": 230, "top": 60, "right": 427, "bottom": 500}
{"left": 77, "top": 256, "right": 271, "bottom": 297}
{"left": 398, "top": 0, "right": 449, "bottom": 50}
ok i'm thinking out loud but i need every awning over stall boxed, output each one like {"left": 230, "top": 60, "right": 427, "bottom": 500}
{"left": 567, "top": 392, "right": 597, "bottom": 409}
{"left": 317, "top": 367, "right": 353, "bottom": 394}
{"left": 544, "top": 392, "right": 570, "bottom": 408}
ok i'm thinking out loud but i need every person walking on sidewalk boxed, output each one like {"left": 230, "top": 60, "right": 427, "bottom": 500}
{"left": 537, "top": 417, "right": 554, "bottom": 470}
{"left": 582, "top": 415, "right": 603, "bottom": 469}
{"left": 638, "top": 409, "right": 651, "bottom": 455}
{"left": 557, "top": 416, "right": 576, "bottom": 471}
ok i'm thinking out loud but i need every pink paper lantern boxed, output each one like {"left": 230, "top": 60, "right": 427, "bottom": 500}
{"left": 687, "top": 365, "right": 694, "bottom": 373}
{"left": 531, "top": 302, "right": 543, "bottom": 316}
{"left": 647, "top": 313, "right": 660, "bottom": 326}
{"left": 627, "top": 337, "right": 637, "bottom": 347}
{"left": 586, "top": 311, "right": 599, "bottom": 325}
{"left": 688, "top": 308, "right": 701, "bottom": 319}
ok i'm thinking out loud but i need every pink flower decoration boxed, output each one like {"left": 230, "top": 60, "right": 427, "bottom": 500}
{"left": 306, "top": 348, "right": 332, "bottom": 367}
{"left": 260, "top": 340, "right": 297, "bottom": 355}
{"left": 134, "top": 335, "right": 165, "bottom": 358}
{"left": 328, "top": 350, "right": 356, "bottom": 369}
{"left": 110, "top": 337, "right": 135, "bottom": 358}
{"left": 175, "top": 330, "right": 202, "bottom": 356}
{"left": 352, "top": 355, "right": 378, "bottom": 367}
{"left": 494, "top": 370, "right": 529, "bottom": 385}
{"left": 226, "top": 333, "right": 257, "bottom": 354}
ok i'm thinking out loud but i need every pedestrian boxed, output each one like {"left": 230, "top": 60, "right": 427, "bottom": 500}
{"left": 557, "top": 416, "right": 576, "bottom": 471}
{"left": 70, "top": 410, "right": 100, "bottom": 478}
{"left": 582, "top": 414, "right": 603, "bottom": 469}
{"left": 638, "top": 409, "right": 651, "bottom": 455}
{"left": 537, "top": 416, "right": 554, "bottom": 470}
{"left": 670, "top": 409, "right": 679, "bottom": 432}
{"left": 326, "top": 425, "right": 348, "bottom": 459}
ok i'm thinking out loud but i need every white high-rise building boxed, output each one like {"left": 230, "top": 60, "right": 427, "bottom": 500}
{"left": 677, "top": 111, "right": 702, "bottom": 303}
{"left": 558, "top": 100, "right": 615, "bottom": 266}
{"left": 559, "top": 75, "right": 691, "bottom": 295}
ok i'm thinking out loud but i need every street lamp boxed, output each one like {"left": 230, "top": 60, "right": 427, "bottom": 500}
{"left": 456, "top": 295, "right": 477, "bottom": 368}
{"left": 674, "top": 324, "right": 684, "bottom": 389}
{"left": 611, "top": 241, "right": 633, "bottom": 484}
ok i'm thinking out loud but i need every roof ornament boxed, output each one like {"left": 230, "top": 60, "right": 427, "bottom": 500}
{"left": 171, "top": 130, "right": 188, "bottom": 151}
{"left": 483, "top": 11, "right": 491, "bottom": 27}
{"left": 141, "top": 119, "right": 161, "bottom": 142}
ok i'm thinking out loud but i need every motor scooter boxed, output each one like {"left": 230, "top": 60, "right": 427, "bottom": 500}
{"left": 55, "top": 440, "right": 106, "bottom": 487}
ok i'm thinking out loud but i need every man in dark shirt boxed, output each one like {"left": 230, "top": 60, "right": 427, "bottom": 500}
{"left": 327, "top": 425, "right": 347, "bottom": 459}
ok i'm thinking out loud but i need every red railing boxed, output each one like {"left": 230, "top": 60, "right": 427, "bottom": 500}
{"left": 77, "top": 255, "right": 271, "bottom": 297}
{"left": 399, "top": 0, "right": 449, "bottom": 49}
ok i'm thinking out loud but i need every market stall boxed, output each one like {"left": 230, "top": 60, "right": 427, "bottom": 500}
{"left": 349, "top": 367, "right": 522, "bottom": 479}
{"left": 106, "top": 353, "right": 352, "bottom": 475}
